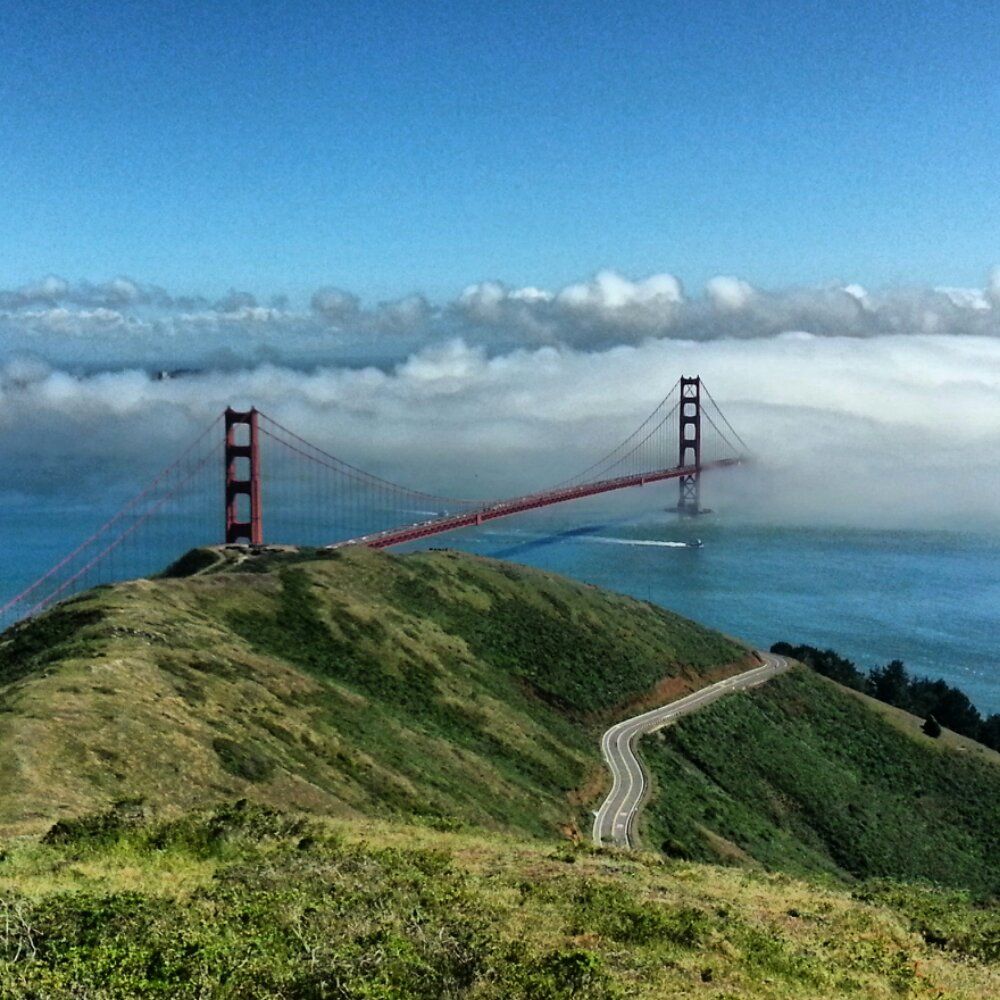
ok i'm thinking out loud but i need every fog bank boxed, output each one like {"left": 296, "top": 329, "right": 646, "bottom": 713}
{"left": 2, "top": 331, "right": 998, "bottom": 532}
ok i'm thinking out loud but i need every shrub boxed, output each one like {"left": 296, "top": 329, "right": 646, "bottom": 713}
{"left": 211, "top": 737, "right": 275, "bottom": 782}
{"left": 42, "top": 800, "right": 146, "bottom": 847}
{"left": 571, "top": 881, "right": 711, "bottom": 947}
{"left": 159, "top": 548, "right": 220, "bottom": 578}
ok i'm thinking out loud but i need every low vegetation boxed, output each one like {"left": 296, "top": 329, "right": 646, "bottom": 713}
{"left": 0, "top": 802, "right": 996, "bottom": 998}
{"left": 2, "top": 548, "right": 998, "bottom": 995}
{"left": 0, "top": 546, "right": 745, "bottom": 836}
{"left": 772, "top": 641, "right": 1000, "bottom": 751}
{"left": 643, "top": 669, "right": 1000, "bottom": 895}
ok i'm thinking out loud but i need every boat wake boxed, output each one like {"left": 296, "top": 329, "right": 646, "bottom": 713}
{"left": 586, "top": 536, "right": 691, "bottom": 548}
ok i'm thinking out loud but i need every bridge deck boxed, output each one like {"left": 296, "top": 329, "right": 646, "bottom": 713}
{"left": 329, "top": 458, "right": 741, "bottom": 549}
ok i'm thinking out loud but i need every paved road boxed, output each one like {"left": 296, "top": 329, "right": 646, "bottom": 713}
{"left": 592, "top": 653, "right": 789, "bottom": 848}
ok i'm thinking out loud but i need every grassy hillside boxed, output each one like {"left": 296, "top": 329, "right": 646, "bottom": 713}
{"left": 0, "top": 802, "right": 997, "bottom": 999}
{"left": 642, "top": 668, "right": 1000, "bottom": 895}
{"left": 3, "top": 547, "right": 1000, "bottom": 995}
{"left": 0, "top": 546, "right": 746, "bottom": 836}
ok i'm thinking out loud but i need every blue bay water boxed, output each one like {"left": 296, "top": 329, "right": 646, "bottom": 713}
{"left": 3, "top": 497, "right": 999, "bottom": 715}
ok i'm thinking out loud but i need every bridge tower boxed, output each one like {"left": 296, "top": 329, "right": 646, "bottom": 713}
{"left": 224, "top": 408, "right": 263, "bottom": 544}
{"left": 677, "top": 376, "right": 701, "bottom": 516}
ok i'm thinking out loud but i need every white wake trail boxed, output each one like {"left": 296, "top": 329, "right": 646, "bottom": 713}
{"left": 586, "top": 536, "right": 691, "bottom": 548}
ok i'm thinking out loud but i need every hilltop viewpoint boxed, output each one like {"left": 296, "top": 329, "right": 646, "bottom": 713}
{"left": 0, "top": 546, "right": 997, "bottom": 998}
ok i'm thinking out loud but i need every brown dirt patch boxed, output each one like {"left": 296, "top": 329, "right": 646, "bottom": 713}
{"left": 601, "top": 653, "right": 760, "bottom": 721}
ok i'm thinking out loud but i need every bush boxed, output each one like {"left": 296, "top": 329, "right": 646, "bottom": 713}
{"left": 570, "top": 881, "right": 711, "bottom": 947}
{"left": 159, "top": 548, "right": 220, "bottom": 578}
{"left": 513, "top": 948, "right": 619, "bottom": 999}
{"left": 42, "top": 800, "right": 146, "bottom": 847}
{"left": 211, "top": 737, "right": 275, "bottom": 782}
{"left": 148, "top": 801, "right": 315, "bottom": 853}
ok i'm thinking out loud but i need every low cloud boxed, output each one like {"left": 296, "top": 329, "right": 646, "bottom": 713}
{"left": 1, "top": 332, "right": 998, "bottom": 532}
{"left": 451, "top": 270, "right": 690, "bottom": 346}
{"left": 310, "top": 287, "right": 361, "bottom": 325}
{"left": 1, "top": 267, "right": 998, "bottom": 532}
{"left": 1, "top": 268, "right": 999, "bottom": 369}
{"left": 0, "top": 275, "right": 173, "bottom": 310}
{"left": 310, "top": 288, "right": 435, "bottom": 334}
{"left": 451, "top": 270, "right": 1000, "bottom": 347}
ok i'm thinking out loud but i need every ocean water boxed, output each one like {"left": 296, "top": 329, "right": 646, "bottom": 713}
{"left": 3, "top": 498, "right": 999, "bottom": 715}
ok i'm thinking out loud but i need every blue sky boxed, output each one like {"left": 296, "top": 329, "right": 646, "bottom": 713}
{"left": 1, "top": 0, "right": 997, "bottom": 301}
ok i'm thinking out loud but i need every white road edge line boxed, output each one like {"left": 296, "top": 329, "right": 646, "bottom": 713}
{"left": 592, "top": 653, "right": 789, "bottom": 848}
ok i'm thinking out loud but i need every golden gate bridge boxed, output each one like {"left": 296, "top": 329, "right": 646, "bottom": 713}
{"left": 0, "top": 376, "right": 748, "bottom": 630}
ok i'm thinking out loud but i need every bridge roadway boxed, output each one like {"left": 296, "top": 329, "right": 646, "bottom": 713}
{"left": 328, "top": 458, "right": 741, "bottom": 550}
{"left": 592, "top": 653, "right": 789, "bottom": 849}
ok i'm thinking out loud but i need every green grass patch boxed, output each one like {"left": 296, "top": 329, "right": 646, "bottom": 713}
{"left": 643, "top": 669, "right": 1000, "bottom": 895}
{"left": 1, "top": 805, "right": 996, "bottom": 998}
{"left": 211, "top": 738, "right": 275, "bottom": 783}
{"left": 0, "top": 605, "right": 105, "bottom": 686}
{"left": 389, "top": 552, "right": 744, "bottom": 715}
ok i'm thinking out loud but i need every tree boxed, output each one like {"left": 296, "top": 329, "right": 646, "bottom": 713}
{"left": 979, "top": 714, "right": 1000, "bottom": 752}
{"left": 928, "top": 686, "right": 982, "bottom": 738}
{"left": 868, "top": 660, "right": 910, "bottom": 707}
{"left": 771, "top": 642, "right": 866, "bottom": 690}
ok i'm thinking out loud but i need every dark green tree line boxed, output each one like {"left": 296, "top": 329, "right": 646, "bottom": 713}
{"left": 771, "top": 642, "right": 1000, "bottom": 753}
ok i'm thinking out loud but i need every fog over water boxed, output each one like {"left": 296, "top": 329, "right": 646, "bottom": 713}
{"left": 1, "top": 270, "right": 998, "bottom": 709}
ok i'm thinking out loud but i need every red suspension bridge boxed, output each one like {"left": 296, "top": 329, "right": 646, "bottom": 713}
{"left": 0, "top": 376, "right": 748, "bottom": 631}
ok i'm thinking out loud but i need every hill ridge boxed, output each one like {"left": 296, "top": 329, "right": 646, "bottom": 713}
{"left": 0, "top": 546, "right": 746, "bottom": 836}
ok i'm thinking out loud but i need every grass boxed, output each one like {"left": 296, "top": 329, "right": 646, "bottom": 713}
{"left": 641, "top": 668, "right": 1000, "bottom": 895}
{"left": 0, "top": 602, "right": 106, "bottom": 687}
{"left": 383, "top": 551, "right": 744, "bottom": 715}
{"left": 0, "top": 546, "right": 746, "bottom": 838}
{"left": 2, "top": 547, "right": 1000, "bottom": 994}
{"left": 0, "top": 802, "right": 997, "bottom": 998}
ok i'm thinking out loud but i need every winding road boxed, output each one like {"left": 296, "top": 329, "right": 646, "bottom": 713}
{"left": 592, "top": 652, "right": 789, "bottom": 848}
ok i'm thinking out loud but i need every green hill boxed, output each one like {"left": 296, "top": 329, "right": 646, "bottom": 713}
{"left": 0, "top": 546, "right": 746, "bottom": 836}
{"left": 0, "top": 802, "right": 998, "bottom": 999}
{"left": 2, "top": 547, "right": 1000, "bottom": 996}
{"left": 641, "top": 668, "right": 1000, "bottom": 895}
